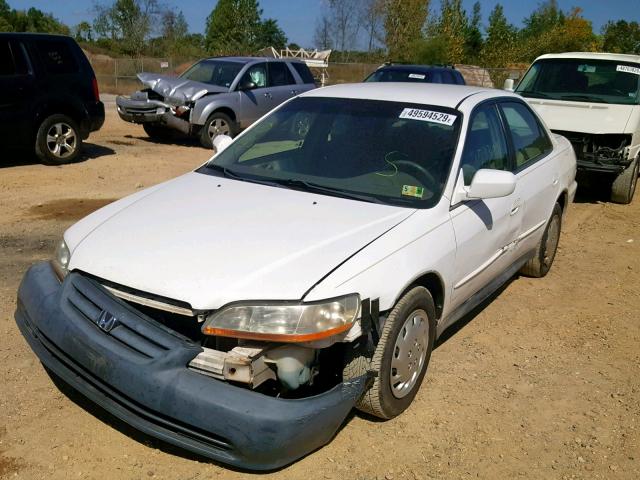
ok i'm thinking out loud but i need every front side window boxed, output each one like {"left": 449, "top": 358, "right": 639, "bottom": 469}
{"left": 239, "top": 63, "right": 267, "bottom": 89}
{"left": 500, "top": 102, "right": 552, "bottom": 169}
{"left": 201, "top": 97, "right": 462, "bottom": 208}
{"left": 516, "top": 58, "right": 640, "bottom": 105}
{"left": 180, "top": 60, "right": 243, "bottom": 88}
{"left": 460, "top": 104, "right": 509, "bottom": 185}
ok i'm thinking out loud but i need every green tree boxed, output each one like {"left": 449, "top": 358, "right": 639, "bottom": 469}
{"left": 205, "top": 0, "right": 263, "bottom": 55}
{"left": 602, "top": 20, "right": 640, "bottom": 54}
{"left": 432, "top": 0, "right": 468, "bottom": 64}
{"left": 93, "top": 0, "right": 159, "bottom": 56}
{"left": 73, "top": 21, "right": 93, "bottom": 42}
{"left": 481, "top": 4, "right": 517, "bottom": 69}
{"left": 257, "top": 18, "right": 287, "bottom": 49}
{"left": 521, "top": 0, "right": 564, "bottom": 39}
{"left": 384, "top": 0, "right": 429, "bottom": 61}
{"left": 465, "top": 1, "right": 483, "bottom": 63}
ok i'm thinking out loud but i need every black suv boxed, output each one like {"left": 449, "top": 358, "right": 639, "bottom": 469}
{"left": 0, "top": 33, "right": 104, "bottom": 165}
{"left": 365, "top": 64, "right": 466, "bottom": 85}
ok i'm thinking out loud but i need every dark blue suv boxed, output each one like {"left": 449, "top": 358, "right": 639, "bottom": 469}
{"left": 365, "top": 64, "right": 466, "bottom": 85}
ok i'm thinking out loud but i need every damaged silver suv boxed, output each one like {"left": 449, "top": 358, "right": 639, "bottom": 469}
{"left": 116, "top": 56, "right": 316, "bottom": 148}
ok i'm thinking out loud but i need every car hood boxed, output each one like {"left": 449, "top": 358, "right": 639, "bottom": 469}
{"left": 525, "top": 98, "right": 636, "bottom": 134}
{"left": 137, "top": 73, "right": 228, "bottom": 105}
{"left": 67, "top": 172, "right": 415, "bottom": 310}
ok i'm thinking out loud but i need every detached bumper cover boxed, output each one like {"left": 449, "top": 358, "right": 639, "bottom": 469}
{"left": 15, "top": 263, "right": 367, "bottom": 470}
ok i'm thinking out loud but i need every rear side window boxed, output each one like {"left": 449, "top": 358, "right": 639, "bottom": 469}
{"left": 35, "top": 40, "right": 79, "bottom": 74}
{"left": 500, "top": 102, "right": 552, "bottom": 169}
{"left": 269, "top": 62, "right": 295, "bottom": 87}
{"left": 291, "top": 62, "right": 315, "bottom": 84}
{"left": 0, "top": 40, "right": 16, "bottom": 75}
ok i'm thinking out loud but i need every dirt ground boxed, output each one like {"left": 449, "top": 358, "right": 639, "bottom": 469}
{"left": 0, "top": 96, "right": 638, "bottom": 480}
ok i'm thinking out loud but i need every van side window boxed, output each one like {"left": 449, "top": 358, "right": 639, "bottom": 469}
{"left": 0, "top": 40, "right": 16, "bottom": 75}
{"left": 500, "top": 102, "right": 552, "bottom": 169}
{"left": 460, "top": 104, "right": 509, "bottom": 185}
{"left": 35, "top": 40, "right": 79, "bottom": 74}
{"left": 292, "top": 62, "right": 315, "bottom": 84}
{"left": 269, "top": 62, "right": 295, "bottom": 87}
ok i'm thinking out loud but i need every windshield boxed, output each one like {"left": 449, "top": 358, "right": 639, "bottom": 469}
{"left": 366, "top": 69, "right": 432, "bottom": 83}
{"left": 201, "top": 97, "right": 461, "bottom": 208}
{"left": 180, "top": 60, "right": 244, "bottom": 88}
{"left": 516, "top": 58, "right": 640, "bottom": 105}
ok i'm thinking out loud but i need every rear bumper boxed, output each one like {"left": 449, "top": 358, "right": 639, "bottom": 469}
{"left": 78, "top": 101, "right": 105, "bottom": 139}
{"left": 15, "top": 263, "right": 367, "bottom": 471}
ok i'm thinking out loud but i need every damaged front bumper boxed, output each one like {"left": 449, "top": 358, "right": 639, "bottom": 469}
{"left": 15, "top": 262, "right": 368, "bottom": 470}
{"left": 116, "top": 95, "right": 168, "bottom": 124}
{"left": 554, "top": 130, "right": 634, "bottom": 174}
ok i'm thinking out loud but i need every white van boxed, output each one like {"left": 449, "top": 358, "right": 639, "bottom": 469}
{"left": 515, "top": 52, "right": 639, "bottom": 203}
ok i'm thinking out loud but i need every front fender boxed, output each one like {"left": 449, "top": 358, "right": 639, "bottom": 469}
{"left": 191, "top": 93, "right": 240, "bottom": 126}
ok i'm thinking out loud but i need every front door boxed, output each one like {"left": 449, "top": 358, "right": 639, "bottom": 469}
{"left": 237, "top": 62, "right": 274, "bottom": 127}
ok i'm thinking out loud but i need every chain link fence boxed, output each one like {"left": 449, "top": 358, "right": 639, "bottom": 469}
{"left": 88, "top": 55, "right": 526, "bottom": 95}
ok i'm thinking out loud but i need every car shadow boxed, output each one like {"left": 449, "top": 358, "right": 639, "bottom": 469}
{"left": 573, "top": 174, "right": 614, "bottom": 204}
{"left": 1, "top": 143, "right": 115, "bottom": 168}
{"left": 124, "top": 134, "right": 208, "bottom": 150}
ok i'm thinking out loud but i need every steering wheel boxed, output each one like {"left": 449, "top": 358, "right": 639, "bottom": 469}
{"left": 392, "top": 159, "right": 438, "bottom": 192}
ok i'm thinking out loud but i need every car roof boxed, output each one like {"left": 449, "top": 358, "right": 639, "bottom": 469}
{"left": 301, "top": 83, "right": 517, "bottom": 109}
{"left": 0, "top": 32, "right": 74, "bottom": 41}
{"left": 377, "top": 64, "right": 456, "bottom": 72}
{"left": 202, "top": 56, "right": 304, "bottom": 64}
{"left": 536, "top": 52, "right": 640, "bottom": 64}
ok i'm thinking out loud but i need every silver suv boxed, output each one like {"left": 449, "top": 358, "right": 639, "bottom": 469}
{"left": 116, "top": 57, "right": 316, "bottom": 148}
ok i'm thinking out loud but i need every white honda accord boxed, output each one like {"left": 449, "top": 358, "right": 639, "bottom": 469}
{"left": 16, "top": 83, "right": 577, "bottom": 470}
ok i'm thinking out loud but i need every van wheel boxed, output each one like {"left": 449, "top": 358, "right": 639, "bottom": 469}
{"left": 344, "top": 287, "right": 436, "bottom": 419}
{"left": 35, "top": 114, "right": 82, "bottom": 165}
{"left": 611, "top": 157, "right": 638, "bottom": 204}
{"left": 520, "top": 203, "right": 562, "bottom": 278}
{"left": 199, "top": 112, "right": 237, "bottom": 149}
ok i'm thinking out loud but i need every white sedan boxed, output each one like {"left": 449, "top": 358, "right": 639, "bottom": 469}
{"left": 16, "top": 83, "right": 577, "bottom": 470}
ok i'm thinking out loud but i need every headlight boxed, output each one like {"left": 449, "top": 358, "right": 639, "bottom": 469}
{"left": 52, "top": 238, "right": 70, "bottom": 279}
{"left": 202, "top": 294, "right": 360, "bottom": 342}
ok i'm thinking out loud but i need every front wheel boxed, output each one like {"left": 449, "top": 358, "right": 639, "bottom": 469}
{"left": 344, "top": 287, "right": 436, "bottom": 419}
{"left": 199, "top": 112, "right": 238, "bottom": 149}
{"left": 35, "top": 114, "right": 82, "bottom": 165}
{"left": 611, "top": 157, "right": 638, "bottom": 204}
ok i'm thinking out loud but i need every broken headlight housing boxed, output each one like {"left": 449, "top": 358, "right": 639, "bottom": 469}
{"left": 52, "top": 238, "right": 70, "bottom": 280}
{"left": 202, "top": 294, "right": 360, "bottom": 342}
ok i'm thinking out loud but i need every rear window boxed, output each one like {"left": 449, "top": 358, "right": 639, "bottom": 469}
{"left": 291, "top": 62, "right": 315, "bottom": 84}
{"left": 35, "top": 40, "right": 79, "bottom": 75}
{"left": 269, "top": 62, "right": 296, "bottom": 86}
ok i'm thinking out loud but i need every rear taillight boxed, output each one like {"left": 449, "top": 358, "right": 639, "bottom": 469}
{"left": 91, "top": 76, "right": 100, "bottom": 102}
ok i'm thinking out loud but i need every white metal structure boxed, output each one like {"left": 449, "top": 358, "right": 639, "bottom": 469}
{"left": 261, "top": 46, "right": 332, "bottom": 85}
{"left": 58, "top": 83, "right": 577, "bottom": 420}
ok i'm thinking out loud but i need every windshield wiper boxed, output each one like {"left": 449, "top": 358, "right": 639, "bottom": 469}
{"left": 204, "top": 164, "right": 245, "bottom": 180}
{"left": 517, "top": 90, "right": 551, "bottom": 99}
{"left": 560, "top": 94, "right": 609, "bottom": 104}
{"left": 273, "top": 178, "right": 386, "bottom": 204}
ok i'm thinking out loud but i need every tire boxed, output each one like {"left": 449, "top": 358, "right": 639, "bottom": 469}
{"left": 35, "top": 114, "right": 82, "bottom": 165}
{"left": 199, "top": 112, "right": 238, "bottom": 149}
{"left": 519, "top": 202, "right": 562, "bottom": 278}
{"left": 344, "top": 287, "right": 436, "bottom": 419}
{"left": 611, "top": 157, "right": 638, "bottom": 204}
{"left": 143, "top": 123, "right": 174, "bottom": 140}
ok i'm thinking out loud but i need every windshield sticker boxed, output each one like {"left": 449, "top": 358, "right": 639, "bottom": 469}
{"left": 402, "top": 185, "right": 424, "bottom": 199}
{"left": 408, "top": 73, "right": 426, "bottom": 79}
{"left": 617, "top": 65, "right": 640, "bottom": 76}
{"left": 399, "top": 108, "right": 457, "bottom": 126}
{"left": 577, "top": 64, "right": 596, "bottom": 73}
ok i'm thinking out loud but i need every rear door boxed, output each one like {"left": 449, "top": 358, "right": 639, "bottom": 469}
{"left": 449, "top": 102, "right": 523, "bottom": 309}
{"left": 498, "top": 100, "right": 558, "bottom": 254}
{"left": 266, "top": 61, "right": 299, "bottom": 105}
{"left": 0, "top": 38, "right": 33, "bottom": 148}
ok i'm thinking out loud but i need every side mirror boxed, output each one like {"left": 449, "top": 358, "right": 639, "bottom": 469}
{"left": 238, "top": 80, "right": 256, "bottom": 91}
{"left": 467, "top": 169, "right": 516, "bottom": 199}
{"left": 503, "top": 78, "right": 515, "bottom": 91}
{"left": 212, "top": 134, "right": 233, "bottom": 153}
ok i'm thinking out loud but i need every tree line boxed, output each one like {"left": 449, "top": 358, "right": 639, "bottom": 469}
{"left": 0, "top": 0, "right": 639, "bottom": 65}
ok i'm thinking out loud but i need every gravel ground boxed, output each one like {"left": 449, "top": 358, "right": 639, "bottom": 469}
{"left": 1, "top": 96, "right": 638, "bottom": 480}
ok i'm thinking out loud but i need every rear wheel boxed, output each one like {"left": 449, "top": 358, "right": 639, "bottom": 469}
{"left": 344, "top": 287, "right": 436, "bottom": 419}
{"left": 199, "top": 112, "right": 238, "bottom": 149}
{"left": 35, "top": 114, "right": 82, "bottom": 165}
{"left": 611, "top": 157, "right": 638, "bottom": 204}
{"left": 520, "top": 202, "right": 562, "bottom": 278}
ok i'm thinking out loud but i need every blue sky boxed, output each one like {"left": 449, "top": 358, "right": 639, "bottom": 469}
{"left": 9, "top": 0, "right": 640, "bottom": 48}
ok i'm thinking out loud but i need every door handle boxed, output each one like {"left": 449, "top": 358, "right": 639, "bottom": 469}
{"left": 290, "top": 89, "right": 298, "bottom": 95}
{"left": 263, "top": 92, "right": 272, "bottom": 98}
{"left": 552, "top": 176, "right": 559, "bottom": 186}
{"left": 510, "top": 199, "right": 522, "bottom": 216}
